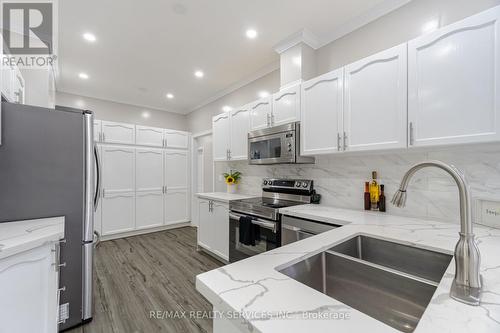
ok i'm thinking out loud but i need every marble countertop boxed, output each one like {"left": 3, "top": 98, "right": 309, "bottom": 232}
{"left": 196, "top": 205, "right": 500, "bottom": 333}
{"left": 195, "top": 192, "right": 258, "bottom": 203}
{"left": 0, "top": 217, "right": 65, "bottom": 260}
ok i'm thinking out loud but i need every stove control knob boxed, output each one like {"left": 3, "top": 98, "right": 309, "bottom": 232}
{"left": 263, "top": 180, "right": 268, "bottom": 185}
{"left": 302, "top": 182, "right": 308, "bottom": 188}
{"left": 268, "top": 181, "right": 273, "bottom": 186}
{"left": 295, "top": 182, "right": 301, "bottom": 187}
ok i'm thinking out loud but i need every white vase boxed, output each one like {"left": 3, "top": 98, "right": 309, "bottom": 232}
{"left": 227, "top": 184, "right": 238, "bottom": 194}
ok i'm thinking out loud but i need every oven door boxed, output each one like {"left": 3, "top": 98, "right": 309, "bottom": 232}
{"left": 248, "top": 131, "right": 295, "bottom": 165}
{"left": 229, "top": 212, "right": 279, "bottom": 263}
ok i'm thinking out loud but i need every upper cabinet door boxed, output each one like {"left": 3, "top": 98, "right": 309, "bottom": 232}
{"left": 135, "top": 125, "right": 164, "bottom": 147}
{"left": 249, "top": 96, "right": 272, "bottom": 130}
{"left": 165, "top": 150, "right": 188, "bottom": 189}
{"left": 165, "top": 130, "right": 189, "bottom": 149}
{"left": 344, "top": 44, "right": 408, "bottom": 152}
{"left": 101, "top": 121, "right": 135, "bottom": 145}
{"left": 135, "top": 148, "right": 164, "bottom": 192}
{"left": 102, "top": 146, "right": 135, "bottom": 193}
{"left": 408, "top": 7, "right": 500, "bottom": 147}
{"left": 93, "top": 120, "right": 102, "bottom": 142}
{"left": 229, "top": 106, "right": 250, "bottom": 160}
{"left": 212, "top": 112, "right": 230, "bottom": 161}
{"left": 272, "top": 83, "right": 301, "bottom": 126}
{"left": 301, "top": 69, "right": 344, "bottom": 155}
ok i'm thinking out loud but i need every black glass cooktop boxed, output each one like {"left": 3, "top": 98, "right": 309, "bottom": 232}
{"left": 237, "top": 197, "right": 303, "bottom": 209}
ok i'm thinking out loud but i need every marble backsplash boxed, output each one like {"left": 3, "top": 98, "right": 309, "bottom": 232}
{"left": 215, "top": 143, "right": 500, "bottom": 228}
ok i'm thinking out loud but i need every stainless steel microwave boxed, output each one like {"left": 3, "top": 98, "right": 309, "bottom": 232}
{"left": 248, "top": 122, "right": 315, "bottom": 165}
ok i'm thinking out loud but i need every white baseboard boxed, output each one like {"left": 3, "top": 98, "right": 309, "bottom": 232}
{"left": 100, "top": 222, "right": 192, "bottom": 242}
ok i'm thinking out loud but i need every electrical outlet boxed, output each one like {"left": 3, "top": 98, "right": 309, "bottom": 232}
{"left": 475, "top": 198, "right": 500, "bottom": 228}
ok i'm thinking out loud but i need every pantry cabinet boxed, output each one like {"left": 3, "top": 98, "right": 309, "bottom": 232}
{"left": 272, "top": 83, "right": 301, "bottom": 126}
{"left": 101, "top": 146, "right": 135, "bottom": 193}
{"left": 197, "top": 198, "right": 229, "bottom": 260}
{"left": 229, "top": 106, "right": 250, "bottom": 160}
{"left": 408, "top": 7, "right": 500, "bottom": 147}
{"left": 165, "top": 190, "right": 189, "bottom": 225}
{"left": 136, "top": 148, "right": 164, "bottom": 192}
{"left": 344, "top": 43, "right": 407, "bottom": 151}
{"left": 101, "top": 192, "right": 135, "bottom": 235}
{"left": 164, "top": 130, "right": 189, "bottom": 149}
{"left": 213, "top": 112, "right": 231, "bottom": 161}
{"left": 101, "top": 121, "right": 135, "bottom": 145}
{"left": 165, "top": 150, "right": 189, "bottom": 189}
{"left": 93, "top": 120, "right": 102, "bottom": 142}
{"left": 135, "top": 125, "right": 164, "bottom": 147}
{"left": 249, "top": 96, "right": 273, "bottom": 130}
{"left": 301, "top": 69, "right": 344, "bottom": 155}
{"left": 136, "top": 191, "right": 164, "bottom": 230}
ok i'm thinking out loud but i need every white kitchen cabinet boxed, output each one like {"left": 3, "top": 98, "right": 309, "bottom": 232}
{"left": 0, "top": 243, "right": 59, "bottom": 333}
{"left": 135, "top": 148, "right": 163, "bottom": 192}
{"left": 11, "top": 66, "right": 25, "bottom": 104}
{"left": 136, "top": 191, "right": 164, "bottom": 229}
{"left": 301, "top": 68, "right": 344, "bottom": 155}
{"left": 164, "top": 130, "right": 189, "bottom": 149}
{"left": 1, "top": 62, "right": 14, "bottom": 102}
{"left": 101, "top": 191, "right": 135, "bottom": 235}
{"left": 229, "top": 106, "right": 250, "bottom": 160}
{"left": 272, "top": 83, "right": 301, "bottom": 126}
{"left": 165, "top": 150, "right": 188, "bottom": 189}
{"left": 344, "top": 43, "right": 407, "bottom": 151}
{"left": 102, "top": 146, "right": 135, "bottom": 193}
{"left": 408, "top": 6, "right": 500, "bottom": 147}
{"left": 165, "top": 189, "right": 188, "bottom": 225}
{"left": 135, "top": 125, "right": 164, "bottom": 147}
{"left": 249, "top": 96, "right": 272, "bottom": 130}
{"left": 198, "top": 199, "right": 214, "bottom": 249}
{"left": 93, "top": 120, "right": 102, "bottom": 142}
{"left": 212, "top": 112, "right": 231, "bottom": 161}
{"left": 197, "top": 199, "right": 229, "bottom": 260}
{"left": 101, "top": 121, "right": 135, "bottom": 145}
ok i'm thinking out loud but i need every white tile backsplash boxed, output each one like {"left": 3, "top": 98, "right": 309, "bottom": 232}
{"left": 215, "top": 143, "right": 500, "bottom": 228}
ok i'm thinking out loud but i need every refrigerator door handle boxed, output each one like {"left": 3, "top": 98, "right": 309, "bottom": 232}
{"left": 93, "top": 145, "right": 102, "bottom": 211}
{"left": 83, "top": 112, "right": 95, "bottom": 243}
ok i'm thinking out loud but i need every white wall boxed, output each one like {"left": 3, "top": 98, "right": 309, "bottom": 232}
{"left": 56, "top": 91, "right": 188, "bottom": 130}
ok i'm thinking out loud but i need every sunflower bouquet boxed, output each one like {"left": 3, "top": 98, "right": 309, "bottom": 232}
{"left": 223, "top": 170, "right": 241, "bottom": 185}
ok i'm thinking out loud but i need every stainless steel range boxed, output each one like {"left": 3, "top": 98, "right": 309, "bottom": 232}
{"left": 228, "top": 178, "right": 318, "bottom": 263}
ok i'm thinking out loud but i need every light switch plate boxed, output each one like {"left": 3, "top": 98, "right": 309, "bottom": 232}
{"left": 475, "top": 197, "right": 500, "bottom": 229}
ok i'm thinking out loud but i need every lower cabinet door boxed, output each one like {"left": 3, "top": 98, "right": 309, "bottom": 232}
{"left": 165, "top": 190, "right": 188, "bottom": 225}
{"left": 0, "top": 244, "right": 58, "bottom": 333}
{"left": 136, "top": 191, "right": 164, "bottom": 229}
{"left": 198, "top": 199, "right": 214, "bottom": 250}
{"left": 212, "top": 202, "right": 229, "bottom": 260}
{"left": 101, "top": 192, "right": 135, "bottom": 235}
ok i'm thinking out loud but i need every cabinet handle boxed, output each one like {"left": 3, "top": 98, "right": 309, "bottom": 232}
{"left": 266, "top": 114, "right": 270, "bottom": 127}
{"left": 102, "top": 133, "right": 106, "bottom": 142}
{"left": 228, "top": 149, "right": 231, "bottom": 160}
{"left": 409, "top": 122, "right": 415, "bottom": 146}
{"left": 343, "top": 132, "right": 348, "bottom": 150}
{"left": 271, "top": 113, "right": 275, "bottom": 126}
{"left": 337, "top": 133, "right": 341, "bottom": 151}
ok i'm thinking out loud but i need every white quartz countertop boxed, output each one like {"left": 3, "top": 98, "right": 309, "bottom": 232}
{"left": 195, "top": 192, "right": 257, "bottom": 203}
{"left": 196, "top": 205, "right": 500, "bottom": 333}
{"left": 0, "top": 217, "right": 65, "bottom": 260}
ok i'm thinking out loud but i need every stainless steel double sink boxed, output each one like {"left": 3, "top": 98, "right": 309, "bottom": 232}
{"left": 278, "top": 235, "right": 453, "bottom": 333}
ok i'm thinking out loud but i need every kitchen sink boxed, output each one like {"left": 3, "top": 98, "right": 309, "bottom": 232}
{"left": 278, "top": 235, "right": 453, "bottom": 333}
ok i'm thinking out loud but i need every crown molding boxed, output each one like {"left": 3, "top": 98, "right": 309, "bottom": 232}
{"left": 274, "top": 29, "right": 322, "bottom": 54}
{"left": 188, "top": 60, "right": 279, "bottom": 113}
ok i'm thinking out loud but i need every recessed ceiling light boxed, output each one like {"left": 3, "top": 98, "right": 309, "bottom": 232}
{"left": 258, "top": 91, "right": 270, "bottom": 98}
{"left": 83, "top": 32, "right": 96, "bottom": 42}
{"left": 246, "top": 29, "right": 258, "bottom": 39}
{"left": 166, "top": 93, "right": 174, "bottom": 99}
{"left": 194, "top": 70, "right": 204, "bottom": 78}
{"left": 222, "top": 106, "right": 232, "bottom": 112}
{"left": 78, "top": 72, "right": 89, "bottom": 80}
{"left": 422, "top": 19, "right": 439, "bottom": 34}
{"left": 141, "top": 111, "right": 151, "bottom": 119}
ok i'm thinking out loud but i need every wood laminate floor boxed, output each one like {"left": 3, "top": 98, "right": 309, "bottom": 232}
{"left": 67, "top": 227, "right": 223, "bottom": 333}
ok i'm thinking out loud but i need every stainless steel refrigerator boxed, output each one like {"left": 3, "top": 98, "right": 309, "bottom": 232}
{"left": 0, "top": 102, "right": 100, "bottom": 331}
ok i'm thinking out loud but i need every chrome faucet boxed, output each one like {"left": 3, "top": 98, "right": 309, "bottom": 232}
{"left": 391, "top": 160, "right": 482, "bottom": 306}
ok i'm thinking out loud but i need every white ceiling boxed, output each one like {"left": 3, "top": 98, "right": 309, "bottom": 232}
{"left": 57, "top": 0, "right": 408, "bottom": 114}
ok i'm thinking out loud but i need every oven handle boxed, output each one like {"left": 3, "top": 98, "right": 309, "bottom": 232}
{"left": 229, "top": 212, "right": 277, "bottom": 233}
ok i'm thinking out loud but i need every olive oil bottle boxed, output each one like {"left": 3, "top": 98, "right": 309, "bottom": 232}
{"left": 369, "top": 171, "right": 380, "bottom": 210}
